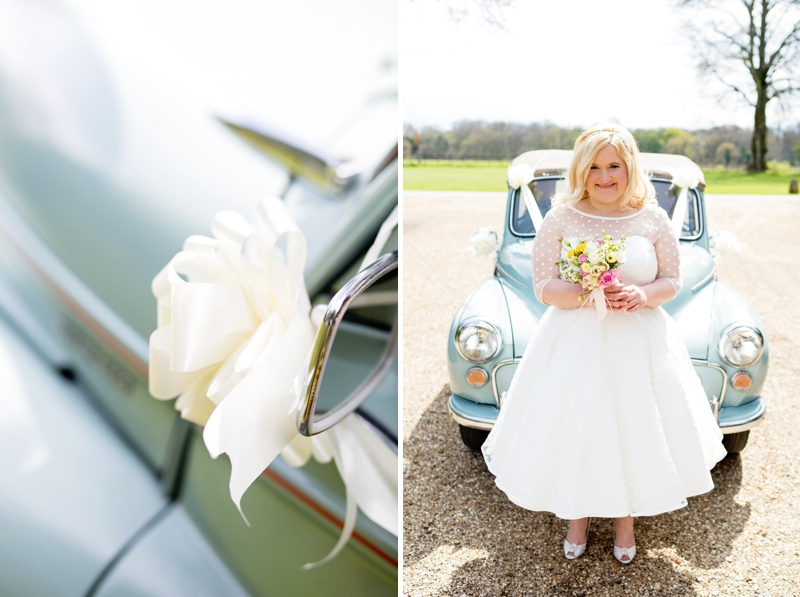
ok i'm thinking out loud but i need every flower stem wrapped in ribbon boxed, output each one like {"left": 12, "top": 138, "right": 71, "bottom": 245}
{"left": 148, "top": 197, "right": 398, "bottom": 568}
{"left": 555, "top": 232, "right": 627, "bottom": 320}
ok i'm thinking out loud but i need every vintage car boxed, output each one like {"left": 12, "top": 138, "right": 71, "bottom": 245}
{"left": 0, "top": 1, "right": 397, "bottom": 596}
{"left": 448, "top": 150, "right": 767, "bottom": 456}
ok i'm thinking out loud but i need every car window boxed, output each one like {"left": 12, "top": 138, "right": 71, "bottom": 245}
{"left": 512, "top": 177, "right": 701, "bottom": 239}
{"left": 652, "top": 180, "right": 701, "bottom": 238}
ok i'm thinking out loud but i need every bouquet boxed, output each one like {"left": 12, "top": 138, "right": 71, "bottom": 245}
{"left": 555, "top": 232, "right": 626, "bottom": 320}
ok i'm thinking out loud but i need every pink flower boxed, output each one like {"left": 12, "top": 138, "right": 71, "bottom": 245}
{"left": 578, "top": 254, "right": 587, "bottom": 263}
{"left": 598, "top": 268, "right": 620, "bottom": 287}
{"left": 597, "top": 240, "right": 603, "bottom": 246}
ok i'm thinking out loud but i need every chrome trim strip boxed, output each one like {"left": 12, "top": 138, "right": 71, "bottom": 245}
{"left": 447, "top": 403, "right": 496, "bottom": 430}
{"left": 710, "top": 394, "right": 721, "bottom": 420}
{"left": 297, "top": 251, "right": 398, "bottom": 436}
{"left": 691, "top": 266, "right": 716, "bottom": 292}
{"left": 678, "top": 188, "right": 704, "bottom": 242}
{"left": 218, "top": 116, "right": 357, "bottom": 192}
{"left": 494, "top": 263, "right": 525, "bottom": 288}
{"left": 719, "top": 398, "right": 766, "bottom": 434}
{"left": 718, "top": 323, "right": 765, "bottom": 368}
{"left": 691, "top": 359, "right": 728, "bottom": 422}
{"left": 491, "top": 358, "right": 520, "bottom": 408}
{"left": 508, "top": 177, "right": 560, "bottom": 238}
{"left": 0, "top": 200, "right": 149, "bottom": 378}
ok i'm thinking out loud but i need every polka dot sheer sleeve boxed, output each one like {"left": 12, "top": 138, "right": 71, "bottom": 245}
{"left": 532, "top": 210, "right": 564, "bottom": 304}
{"left": 653, "top": 208, "right": 683, "bottom": 297}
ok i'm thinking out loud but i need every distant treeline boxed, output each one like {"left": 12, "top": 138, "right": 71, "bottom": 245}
{"left": 403, "top": 121, "right": 800, "bottom": 167}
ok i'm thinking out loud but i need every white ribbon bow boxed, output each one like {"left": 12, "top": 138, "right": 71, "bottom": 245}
{"left": 507, "top": 163, "right": 543, "bottom": 231}
{"left": 149, "top": 197, "right": 397, "bottom": 568}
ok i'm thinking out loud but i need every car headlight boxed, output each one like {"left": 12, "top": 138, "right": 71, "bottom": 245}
{"left": 719, "top": 325, "right": 764, "bottom": 367}
{"left": 455, "top": 318, "right": 502, "bottom": 363}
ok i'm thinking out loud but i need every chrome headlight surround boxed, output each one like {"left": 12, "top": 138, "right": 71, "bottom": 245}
{"left": 455, "top": 318, "right": 502, "bottom": 364}
{"left": 719, "top": 324, "right": 765, "bottom": 368}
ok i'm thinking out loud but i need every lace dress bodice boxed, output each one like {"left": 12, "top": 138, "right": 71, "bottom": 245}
{"left": 532, "top": 203, "right": 682, "bottom": 304}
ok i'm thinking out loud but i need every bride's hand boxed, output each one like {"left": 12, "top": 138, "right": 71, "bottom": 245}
{"left": 603, "top": 281, "right": 629, "bottom": 311}
{"left": 619, "top": 285, "right": 648, "bottom": 312}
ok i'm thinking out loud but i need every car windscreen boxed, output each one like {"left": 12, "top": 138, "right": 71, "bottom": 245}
{"left": 511, "top": 178, "right": 701, "bottom": 239}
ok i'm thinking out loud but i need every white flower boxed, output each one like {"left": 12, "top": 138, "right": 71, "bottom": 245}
{"left": 588, "top": 249, "right": 605, "bottom": 265}
{"left": 470, "top": 228, "right": 499, "bottom": 255}
{"left": 589, "top": 264, "right": 607, "bottom": 277}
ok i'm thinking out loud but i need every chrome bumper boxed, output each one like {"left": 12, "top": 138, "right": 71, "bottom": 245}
{"left": 448, "top": 393, "right": 498, "bottom": 431}
{"left": 718, "top": 396, "right": 766, "bottom": 434}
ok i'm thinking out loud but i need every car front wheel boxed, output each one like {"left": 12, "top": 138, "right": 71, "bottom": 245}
{"left": 459, "top": 425, "right": 490, "bottom": 450}
{"left": 722, "top": 430, "right": 749, "bottom": 454}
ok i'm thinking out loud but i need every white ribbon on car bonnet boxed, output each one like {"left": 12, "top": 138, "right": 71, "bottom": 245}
{"left": 507, "top": 163, "right": 543, "bottom": 231}
{"left": 149, "top": 197, "right": 398, "bottom": 568}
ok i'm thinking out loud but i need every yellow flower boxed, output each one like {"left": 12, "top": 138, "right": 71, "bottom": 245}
{"left": 576, "top": 241, "right": 587, "bottom": 253}
{"left": 567, "top": 248, "right": 575, "bottom": 258}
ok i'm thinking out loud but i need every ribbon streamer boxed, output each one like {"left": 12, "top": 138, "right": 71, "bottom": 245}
{"left": 360, "top": 205, "right": 398, "bottom": 271}
{"left": 148, "top": 197, "right": 398, "bottom": 568}
{"left": 507, "top": 163, "right": 543, "bottom": 231}
{"left": 671, "top": 187, "right": 688, "bottom": 239}
{"left": 591, "top": 287, "right": 607, "bottom": 321}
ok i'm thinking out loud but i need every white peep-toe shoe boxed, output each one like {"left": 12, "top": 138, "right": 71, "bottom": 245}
{"left": 563, "top": 518, "right": 591, "bottom": 560}
{"left": 613, "top": 544, "right": 636, "bottom": 564}
{"left": 613, "top": 529, "right": 636, "bottom": 564}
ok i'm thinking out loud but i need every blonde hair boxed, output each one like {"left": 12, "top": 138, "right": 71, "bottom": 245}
{"left": 552, "top": 123, "right": 655, "bottom": 210}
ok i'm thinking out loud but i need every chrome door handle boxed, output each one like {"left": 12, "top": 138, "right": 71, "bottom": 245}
{"left": 297, "top": 251, "right": 398, "bottom": 436}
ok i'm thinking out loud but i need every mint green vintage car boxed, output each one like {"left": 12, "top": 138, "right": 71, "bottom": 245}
{"left": 0, "top": 1, "right": 397, "bottom": 595}
{"left": 448, "top": 150, "right": 767, "bottom": 456}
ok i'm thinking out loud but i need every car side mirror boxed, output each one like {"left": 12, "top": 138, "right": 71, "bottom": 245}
{"left": 296, "top": 251, "right": 398, "bottom": 436}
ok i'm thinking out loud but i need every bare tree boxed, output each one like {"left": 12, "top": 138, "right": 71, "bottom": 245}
{"left": 678, "top": 0, "right": 800, "bottom": 171}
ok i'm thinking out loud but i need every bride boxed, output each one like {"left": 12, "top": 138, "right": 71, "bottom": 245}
{"left": 481, "top": 123, "right": 727, "bottom": 564}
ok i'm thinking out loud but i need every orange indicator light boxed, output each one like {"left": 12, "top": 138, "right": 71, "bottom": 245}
{"left": 731, "top": 371, "right": 752, "bottom": 391}
{"left": 467, "top": 368, "right": 488, "bottom": 387}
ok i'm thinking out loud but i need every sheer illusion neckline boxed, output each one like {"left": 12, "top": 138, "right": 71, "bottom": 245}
{"left": 568, "top": 205, "right": 647, "bottom": 220}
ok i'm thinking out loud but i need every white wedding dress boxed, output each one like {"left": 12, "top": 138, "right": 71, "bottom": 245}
{"left": 482, "top": 203, "right": 727, "bottom": 519}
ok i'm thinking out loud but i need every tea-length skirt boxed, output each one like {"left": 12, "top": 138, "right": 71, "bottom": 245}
{"left": 481, "top": 305, "right": 727, "bottom": 519}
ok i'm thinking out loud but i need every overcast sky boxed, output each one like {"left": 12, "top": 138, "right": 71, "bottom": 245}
{"left": 402, "top": 0, "right": 795, "bottom": 131}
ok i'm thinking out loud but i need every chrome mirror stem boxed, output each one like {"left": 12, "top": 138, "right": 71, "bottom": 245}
{"left": 297, "top": 251, "right": 398, "bottom": 436}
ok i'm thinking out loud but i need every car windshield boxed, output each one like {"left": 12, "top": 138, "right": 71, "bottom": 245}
{"left": 511, "top": 178, "right": 701, "bottom": 239}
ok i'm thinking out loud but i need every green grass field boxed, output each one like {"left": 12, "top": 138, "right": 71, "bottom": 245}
{"left": 403, "top": 160, "right": 800, "bottom": 194}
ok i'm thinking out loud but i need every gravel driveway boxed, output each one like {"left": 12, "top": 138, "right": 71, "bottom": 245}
{"left": 402, "top": 191, "right": 800, "bottom": 597}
